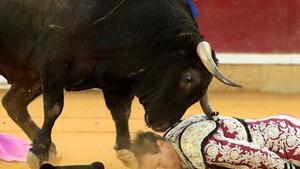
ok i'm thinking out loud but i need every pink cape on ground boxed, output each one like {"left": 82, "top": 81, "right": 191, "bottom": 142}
{"left": 0, "top": 133, "right": 31, "bottom": 162}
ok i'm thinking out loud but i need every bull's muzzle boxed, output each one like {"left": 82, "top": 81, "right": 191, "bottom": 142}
{"left": 144, "top": 113, "right": 172, "bottom": 132}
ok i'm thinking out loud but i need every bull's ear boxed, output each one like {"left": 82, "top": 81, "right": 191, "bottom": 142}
{"left": 176, "top": 32, "right": 199, "bottom": 52}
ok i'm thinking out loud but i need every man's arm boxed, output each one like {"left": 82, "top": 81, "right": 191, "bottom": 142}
{"left": 204, "top": 133, "right": 296, "bottom": 169}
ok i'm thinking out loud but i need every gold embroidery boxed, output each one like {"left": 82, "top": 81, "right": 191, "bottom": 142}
{"left": 180, "top": 121, "right": 217, "bottom": 169}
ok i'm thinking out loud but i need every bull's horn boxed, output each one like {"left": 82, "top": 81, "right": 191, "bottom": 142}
{"left": 196, "top": 41, "right": 242, "bottom": 87}
{"left": 199, "top": 91, "right": 213, "bottom": 117}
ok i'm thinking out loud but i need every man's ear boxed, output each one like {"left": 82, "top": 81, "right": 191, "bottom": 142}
{"left": 156, "top": 140, "right": 167, "bottom": 149}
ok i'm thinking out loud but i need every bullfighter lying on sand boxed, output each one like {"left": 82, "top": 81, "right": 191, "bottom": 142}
{"left": 129, "top": 114, "right": 300, "bottom": 169}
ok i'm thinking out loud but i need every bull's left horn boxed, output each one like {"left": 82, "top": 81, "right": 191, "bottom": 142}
{"left": 199, "top": 91, "right": 213, "bottom": 118}
{"left": 196, "top": 41, "right": 242, "bottom": 87}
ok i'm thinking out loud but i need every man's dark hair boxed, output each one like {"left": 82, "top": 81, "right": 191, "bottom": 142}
{"left": 131, "top": 131, "right": 166, "bottom": 159}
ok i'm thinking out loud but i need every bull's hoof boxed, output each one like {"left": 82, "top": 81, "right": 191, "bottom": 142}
{"left": 27, "top": 151, "right": 41, "bottom": 169}
{"left": 48, "top": 150, "right": 63, "bottom": 164}
{"left": 49, "top": 143, "right": 57, "bottom": 156}
{"left": 113, "top": 143, "right": 119, "bottom": 150}
{"left": 49, "top": 144, "right": 63, "bottom": 164}
{"left": 116, "top": 149, "right": 138, "bottom": 169}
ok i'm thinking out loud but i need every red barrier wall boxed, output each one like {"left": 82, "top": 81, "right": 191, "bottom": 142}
{"left": 195, "top": 0, "right": 300, "bottom": 53}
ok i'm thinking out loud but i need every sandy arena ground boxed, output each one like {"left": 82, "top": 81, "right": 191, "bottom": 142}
{"left": 0, "top": 90, "right": 300, "bottom": 169}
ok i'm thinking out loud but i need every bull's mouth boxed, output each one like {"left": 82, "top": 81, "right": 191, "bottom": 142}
{"left": 144, "top": 111, "right": 180, "bottom": 132}
{"left": 150, "top": 123, "right": 171, "bottom": 132}
{"left": 145, "top": 115, "right": 172, "bottom": 132}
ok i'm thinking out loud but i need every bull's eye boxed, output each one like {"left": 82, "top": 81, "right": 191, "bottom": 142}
{"left": 185, "top": 72, "right": 193, "bottom": 83}
{"left": 180, "top": 72, "right": 193, "bottom": 90}
{"left": 180, "top": 71, "right": 199, "bottom": 91}
{"left": 186, "top": 75, "right": 192, "bottom": 83}
{"left": 180, "top": 69, "right": 201, "bottom": 92}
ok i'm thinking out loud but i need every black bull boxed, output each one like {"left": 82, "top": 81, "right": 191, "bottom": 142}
{"left": 0, "top": 0, "right": 240, "bottom": 167}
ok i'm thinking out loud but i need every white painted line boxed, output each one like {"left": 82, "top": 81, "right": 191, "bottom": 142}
{"left": 217, "top": 53, "right": 300, "bottom": 65}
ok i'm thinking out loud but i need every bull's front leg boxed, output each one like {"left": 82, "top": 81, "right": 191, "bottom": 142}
{"left": 103, "top": 90, "right": 134, "bottom": 149}
{"left": 28, "top": 63, "right": 65, "bottom": 169}
{"left": 103, "top": 90, "right": 138, "bottom": 168}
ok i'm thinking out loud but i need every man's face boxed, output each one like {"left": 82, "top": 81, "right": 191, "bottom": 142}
{"left": 139, "top": 140, "right": 181, "bottom": 169}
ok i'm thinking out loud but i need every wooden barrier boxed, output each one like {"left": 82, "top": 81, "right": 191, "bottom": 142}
{"left": 195, "top": 0, "right": 300, "bottom": 53}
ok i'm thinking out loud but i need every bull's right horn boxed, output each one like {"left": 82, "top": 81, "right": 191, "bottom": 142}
{"left": 196, "top": 41, "right": 242, "bottom": 87}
